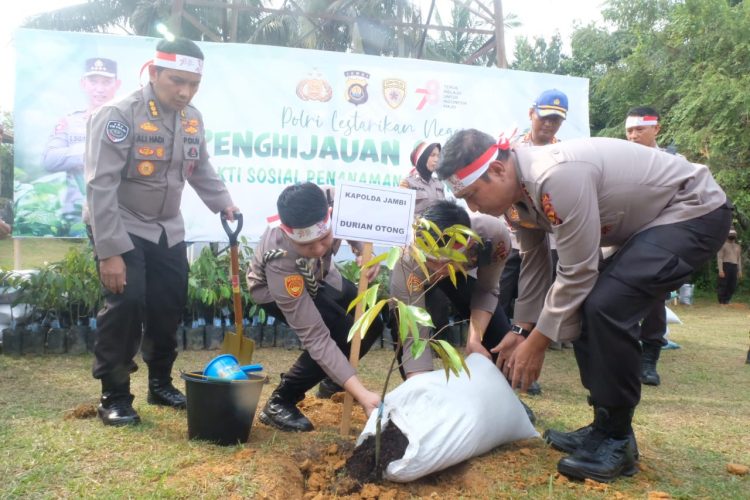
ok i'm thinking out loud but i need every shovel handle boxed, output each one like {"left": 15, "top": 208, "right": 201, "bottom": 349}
{"left": 221, "top": 212, "right": 243, "bottom": 246}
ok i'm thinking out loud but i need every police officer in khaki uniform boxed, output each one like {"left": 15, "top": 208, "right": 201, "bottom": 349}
{"left": 504, "top": 89, "right": 570, "bottom": 354}
{"left": 398, "top": 141, "right": 454, "bottom": 344}
{"left": 44, "top": 58, "right": 121, "bottom": 236}
{"left": 624, "top": 106, "right": 680, "bottom": 386}
{"left": 390, "top": 200, "right": 512, "bottom": 376}
{"left": 389, "top": 200, "right": 536, "bottom": 422}
{"left": 85, "top": 38, "right": 238, "bottom": 426}
{"left": 437, "top": 129, "right": 730, "bottom": 482}
{"left": 247, "top": 182, "right": 383, "bottom": 432}
{"left": 399, "top": 141, "right": 444, "bottom": 216}
{"left": 717, "top": 229, "right": 742, "bottom": 304}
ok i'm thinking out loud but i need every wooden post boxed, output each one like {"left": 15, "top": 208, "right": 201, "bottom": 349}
{"left": 340, "top": 242, "right": 373, "bottom": 436}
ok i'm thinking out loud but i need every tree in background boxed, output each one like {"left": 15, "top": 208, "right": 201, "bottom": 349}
{"left": 511, "top": 33, "right": 567, "bottom": 74}
{"left": 0, "top": 112, "right": 13, "bottom": 201}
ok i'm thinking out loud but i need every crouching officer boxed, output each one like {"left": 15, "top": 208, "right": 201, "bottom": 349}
{"left": 247, "top": 182, "right": 383, "bottom": 432}
{"left": 85, "top": 37, "right": 238, "bottom": 426}
{"left": 437, "top": 129, "right": 730, "bottom": 482}
{"left": 389, "top": 200, "right": 537, "bottom": 421}
{"left": 390, "top": 200, "right": 514, "bottom": 376}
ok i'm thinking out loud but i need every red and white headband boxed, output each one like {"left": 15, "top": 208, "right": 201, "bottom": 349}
{"left": 445, "top": 132, "right": 514, "bottom": 193}
{"left": 625, "top": 115, "right": 658, "bottom": 128}
{"left": 267, "top": 209, "right": 332, "bottom": 243}
{"left": 153, "top": 51, "right": 204, "bottom": 75}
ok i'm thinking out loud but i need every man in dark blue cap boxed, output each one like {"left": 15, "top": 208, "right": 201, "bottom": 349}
{"left": 43, "top": 58, "right": 121, "bottom": 236}
{"left": 518, "top": 88, "right": 568, "bottom": 147}
{"left": 501, "top": 89, "right": 571, "bottom": 355}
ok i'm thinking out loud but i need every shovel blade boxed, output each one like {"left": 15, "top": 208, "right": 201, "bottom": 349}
{"left": 237, "top": 336, "right": 255, "bottom": 365}
{"left": 221, "top": 330, "right": 242, "bottom": 358}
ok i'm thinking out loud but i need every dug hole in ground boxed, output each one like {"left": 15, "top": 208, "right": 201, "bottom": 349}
{"left": 346, "top": 353, "right": 539, "bottom": 483}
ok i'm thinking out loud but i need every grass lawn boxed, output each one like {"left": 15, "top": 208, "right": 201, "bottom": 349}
{"left": 1, "top": 299, "right": 749, "bottom": 498}
{"left": 0, "top": 238, "right": 88, "bottom": 269}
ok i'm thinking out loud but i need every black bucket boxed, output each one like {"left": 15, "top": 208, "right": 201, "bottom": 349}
{"left": 181, "top": 371, "right": 264, "bottom": 446}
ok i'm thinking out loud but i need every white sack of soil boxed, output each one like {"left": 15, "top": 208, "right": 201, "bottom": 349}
{"left": 357, "top": 353, "right": 539, "bottom": 482}
{"left": 665, "top": 306, "right": 682, "bottom": 324}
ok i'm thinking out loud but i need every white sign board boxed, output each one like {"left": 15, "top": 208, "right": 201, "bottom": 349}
{"left": 332, "top": 183, "right": 415, "bottom": 246}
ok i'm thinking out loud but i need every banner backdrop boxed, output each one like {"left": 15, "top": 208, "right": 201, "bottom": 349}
{"left": 13, "top": 29, "right": 589, "bottom": 241}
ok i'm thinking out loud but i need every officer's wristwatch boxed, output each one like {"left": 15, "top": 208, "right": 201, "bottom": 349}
{"left": 510, "top": 324, "right": 531, "bottom": 338}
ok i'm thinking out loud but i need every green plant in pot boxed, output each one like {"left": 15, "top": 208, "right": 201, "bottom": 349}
{"left": 346, "top": 218, "right": 478, "bottom": 480}
{"left": 55, "top": 245, "right": 101, "bottom": 354}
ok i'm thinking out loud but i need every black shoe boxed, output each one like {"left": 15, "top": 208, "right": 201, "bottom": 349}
{"left": 745, "top": 349, "right": 750, "bottom": 365}
{"left": 147, "top": 380, "right": 187, "bottom": 409}
{"left": 640, "top": 367, "right": 660, "bottom": 386}
{"left": 315, "top": 377, "right": 343, "bottom": 399}
{"left": 98, "top": 394, "right": 141, "bottom": 427}
{"left": 544, "top": 424, "right": 594, "bottom": 454}
{"left": 544, "top": 424, "right": 640, "bottom": 460}
{"left": 640, "top": 343, "right": 661, "bottom": 386}
{"left": 259, "top": 394, "right": 314, "bottom": 432}
{"left": 556, "top": 428, "right": 638, "bottom": 483}
{"left": 526, "top": 381, "right": 542, "bottom": 396}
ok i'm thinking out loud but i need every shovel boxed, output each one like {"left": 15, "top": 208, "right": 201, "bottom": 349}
{"left": 220, "top": 212, "right": 254, "bottom": 365}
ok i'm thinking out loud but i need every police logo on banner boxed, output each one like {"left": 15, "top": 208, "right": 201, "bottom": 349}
{"left": 296, "top": 70, "right": 333, "bottom": 102}
{"left": 383, "top": 78, "right": 406, "bottom": 109}
{"left": 106, "top": 121, "right": 129, "bottom": 143}
{"left": 344, "top": 70, "right": 369, "bottom": 106}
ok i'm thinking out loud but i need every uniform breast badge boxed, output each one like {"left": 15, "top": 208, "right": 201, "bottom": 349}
{"left": 137, "top": 161, "right": 155, "bottom": 176}
{"left": 139, "top": 121, "right": 159, "bottom": 132}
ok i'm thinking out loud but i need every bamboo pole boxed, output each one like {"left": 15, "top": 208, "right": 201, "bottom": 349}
{"left": 340, "top": 242, "right": 373, "bottom": 436}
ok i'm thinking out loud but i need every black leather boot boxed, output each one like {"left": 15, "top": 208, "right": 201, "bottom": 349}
{"left": 259, "top": 376, "right": 313, "bottom": 432}
{"left": 545, "top": 424, "right": 639, "bottom": 460}
{"left": 259, "top": 391, "right": 313, "bottom": 432}
{"left": 98, "top": 380, "right": 141, "bottom": 426}
{"left": 641, "top": 342, "right": 661, "bottom": 386}
{"left": 315, "top": 377, "right": 343, "bottom": 399}
{"left": 556, "top": 406, "right": 638, "bottom": 483}
{"left": 147, "top": 377, "right": 187, "bottom": 409}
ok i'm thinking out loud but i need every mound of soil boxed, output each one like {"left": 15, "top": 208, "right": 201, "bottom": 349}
{"left": 64, "top": 403, "right": 97, "bottom": 420}
{"left": 346, "top": 420, "right": 409, "bottom": 484}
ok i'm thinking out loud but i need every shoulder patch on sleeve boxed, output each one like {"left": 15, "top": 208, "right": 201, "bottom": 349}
{"left": 399, "top": 179, "right": 410, "bottom": 189}
{"left": 54, "top": 117, "right": 69, "bottom": 134}
{"left": 284, "top": 274, "right": 305, "bottom": 298}
{"left": 406, "top": 272, "right": 424, "bottom": 293}
{"left": 492, "top": 240, "right": 509, "bottom": 263}
{"left": 541, "top": 193, "right": 563, "bottom": 225}
{"left": 105, "top": 120, "right": 130, "bottom": 143}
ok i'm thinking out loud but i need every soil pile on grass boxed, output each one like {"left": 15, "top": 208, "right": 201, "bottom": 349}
{"left": 64, "top": 403, "right": 97, "bottom": 419}
{"left": 345, "top": 420, "right": 409, "bottom": 484}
